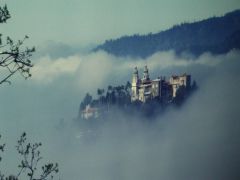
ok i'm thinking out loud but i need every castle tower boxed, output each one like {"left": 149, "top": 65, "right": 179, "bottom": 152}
{"left": 142, "top": 65, "right": 150, "bottom": 82}
{"left": 131, "top": 67, "right": 139, "bottom": 101}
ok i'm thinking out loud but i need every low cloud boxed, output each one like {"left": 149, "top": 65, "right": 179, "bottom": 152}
{"left": 1, "top": 47, "right": 240, "bottom": 180}
{"left": 31, "top": 55, "right": 81, "bottom": 83}
{"left": 30, "top": 49, "right": 235, "bottom": 86}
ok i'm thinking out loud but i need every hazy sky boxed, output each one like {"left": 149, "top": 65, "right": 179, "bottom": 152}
{"left": 1, "top": 0, "right": 240, "bottom": 46}
{"left": 1, "top": 1, "right": 240, "bottom": 178}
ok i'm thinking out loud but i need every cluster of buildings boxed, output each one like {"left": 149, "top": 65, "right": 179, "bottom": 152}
{"left": 81, "top": 65, "right": 191, "bottom": 119}
{"left": 131, "top": 66, "right": 191, "bottom": 103}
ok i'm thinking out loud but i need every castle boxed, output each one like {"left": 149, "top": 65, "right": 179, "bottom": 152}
{"left": 80, "top": 66, "right": 192, "bottom": 119}
{"left": 131, "top": 66, "right": 191, "bottom": 103}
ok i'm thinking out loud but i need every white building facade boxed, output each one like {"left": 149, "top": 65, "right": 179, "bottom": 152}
{"left": 131, "top": 66, "right": 191, "bottom": 103}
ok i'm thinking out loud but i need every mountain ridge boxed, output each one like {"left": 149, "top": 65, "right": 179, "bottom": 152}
{"left": 94, "top": 9, "right": 240, "bottom": 58}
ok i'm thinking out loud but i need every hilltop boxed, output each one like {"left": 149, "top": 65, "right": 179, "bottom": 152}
{"left": 94, "top": 10, "right": 240, "bottom": 58}
{"left": 78, "top": 67, "right": 197, "bottom": 122}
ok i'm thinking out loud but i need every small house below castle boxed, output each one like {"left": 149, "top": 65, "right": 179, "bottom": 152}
{"left": 81, "top": 105, "right": 99, "bottom": 119}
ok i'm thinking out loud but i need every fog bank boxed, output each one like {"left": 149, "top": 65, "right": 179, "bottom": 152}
{"left": 0, "top": 49, "right": 240, "bottom": 179}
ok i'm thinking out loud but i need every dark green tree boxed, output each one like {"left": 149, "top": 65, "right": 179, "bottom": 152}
{"left": 97, "top": 88, "right": 105, "bottom": 105}
{"left": 80, "top": 93, "right": 93, "bottom": 110}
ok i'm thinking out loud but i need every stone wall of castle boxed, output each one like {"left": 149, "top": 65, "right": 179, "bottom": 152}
{"left": 131, "top": 66, "right": 191, "bottom": 103}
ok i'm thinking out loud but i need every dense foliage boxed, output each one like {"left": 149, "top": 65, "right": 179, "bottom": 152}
{"left": 80, "top": 81, "right": 132, "bottom": 111}
{"left": 94, "top": 10, "right": 240, "bottom": 58}
{"left": 79, "top": 81, "right": 197, "bottom": 120}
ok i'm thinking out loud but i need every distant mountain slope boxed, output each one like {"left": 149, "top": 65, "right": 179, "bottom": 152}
{"left": 94, "top": 10, "right": 240, "bottom": 58}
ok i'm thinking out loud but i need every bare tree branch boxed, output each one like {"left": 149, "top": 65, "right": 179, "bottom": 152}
{"left": 16, "top": 132, "right": 59, "bottom": 180}
{"left": 0, "top": 36, "right": 35, "bottom": 85}
{"left": 0, "top": 4, "right": 35, "bottom": 86}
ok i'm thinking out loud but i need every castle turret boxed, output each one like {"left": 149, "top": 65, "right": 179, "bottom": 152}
{"left": 142, "top": 65, "right": 150, "bottom": 82}
{"left": 131, "top": 67, "right": 139, "bottom": 101}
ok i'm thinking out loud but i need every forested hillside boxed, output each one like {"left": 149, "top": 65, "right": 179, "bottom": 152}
{"left": 94, "top": 10, "right": 240, "bottom": 58}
